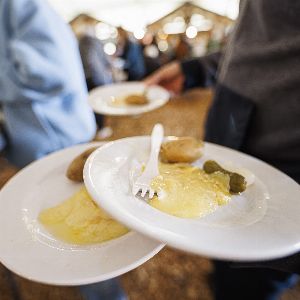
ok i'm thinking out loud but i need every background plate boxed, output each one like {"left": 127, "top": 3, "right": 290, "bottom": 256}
{"left": 88, "top": 82, "right": 169, "bottom": 116}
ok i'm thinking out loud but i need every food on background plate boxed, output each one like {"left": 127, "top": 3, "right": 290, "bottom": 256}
{"left": 66, "top": 146, "right": 98, "bottom": 182}
{"left": 124, "top": 94, "right": 149, "bottom": 105}
{"left": 110, "top": 93, "right": 149, "bottom": 107}
{"left": 39, "top": 187, "right": 128, "bottom": 245}
{"left": 160, "top": 137, "right": 203, "bottom": 163}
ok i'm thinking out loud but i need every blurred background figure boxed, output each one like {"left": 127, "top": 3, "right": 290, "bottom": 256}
{"left": 142, "top": 32, "right": 162, "bottom": 77}
{"left": 70, "top": 14, "right": 114, "bottom": 130}
{"left": 0, "top": 0, "right": 96, "bottom": 168}
{"left": 116, "top": 27, "right": 146, "bottom": 81}
{"left": 174, "top": 34, "right": 191, "bottom": 60}
{"left": 70, "top": 14, "right": 114, "bottom": 91}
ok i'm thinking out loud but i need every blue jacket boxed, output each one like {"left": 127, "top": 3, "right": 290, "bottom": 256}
{"left": 122, "top": 39, "right": 146, "bottom": 81}
{"left": 0, "top": 0, "right": 96, "bottom": 167}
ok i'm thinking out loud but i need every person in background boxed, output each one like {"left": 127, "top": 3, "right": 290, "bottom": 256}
{"left": 116, "top": 27, "right": 146, "bottom": 81}
{"left": 0, "top": 0, "right": 125, "bottom": 299}
{"left": 0, "top": 0, "right": 96, "bottom": 168}
{"left": 73, "top": 19, "right": 114, "bottom": 91}
{"left": 145, "top": 0, "right": 300, "bottom": 299}
{"left": 174, "top": 34, "right": 191, "bottom": 61}
{"left": 72, "top": 17, "right": 114, "bottom": 129}
{"left": 141, "top": 32, "right": 162, "bottom": 76}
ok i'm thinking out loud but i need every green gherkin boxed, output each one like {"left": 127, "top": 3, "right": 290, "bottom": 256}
{"left": 203, "top": 160, "right": 247, "bottom": 194}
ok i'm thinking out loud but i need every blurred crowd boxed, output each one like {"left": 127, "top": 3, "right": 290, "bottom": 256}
{"left": 1, "top": 1, "right": 299, "bottom": 300}
{"left": 70, "top": 14, "right": 228, "bottom": 92}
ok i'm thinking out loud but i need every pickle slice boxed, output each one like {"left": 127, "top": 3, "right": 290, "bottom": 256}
{"left": 203, "top": 160, "right": 247, "bottom": 194}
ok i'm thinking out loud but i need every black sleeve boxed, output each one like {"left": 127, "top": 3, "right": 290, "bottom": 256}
{"left": 206, "top": 84, "right": 300, "bottom": 274}
{"left": 205, "top": 83, "right": 255, "bottom": 150}
{"left": 232, "top": 252, "right": 300, "bottom": 275}
{"left": 181, "top": 51, "right": 222, "bottom": 90}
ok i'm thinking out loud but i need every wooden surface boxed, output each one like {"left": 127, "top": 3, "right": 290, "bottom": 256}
{"left": 0, "top": 88, "right": 299, "bottom": 300}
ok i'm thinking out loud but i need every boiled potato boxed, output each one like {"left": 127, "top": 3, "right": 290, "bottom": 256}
{"left": 160, "top": 137, "right": 203, "bottom": 163}
{"left": 66, "top": 146, "right": 99, "bottom": 182}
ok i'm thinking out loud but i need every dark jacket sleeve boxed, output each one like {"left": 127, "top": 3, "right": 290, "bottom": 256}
{"left": 205, "top": 85, "right": 300, "bottom": 275}
{"left": 204, "top": 84, "right": 255, "bottom": 150}
{"left": 181, "top": 51, "right": 222, "bottom": 90}
{"left": 232, "top": 252, "right": 300, "bottom": 275}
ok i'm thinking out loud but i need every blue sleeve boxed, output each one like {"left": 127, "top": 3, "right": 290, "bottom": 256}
{"left": 0, "top": 0, "right": 87, "bottom": 103}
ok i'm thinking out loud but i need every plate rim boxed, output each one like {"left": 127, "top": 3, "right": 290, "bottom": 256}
{"left": 84, "top": 136, "right": 300, "bottom": 262}
{"left": 0, "top": 142, "right": 164, "bottom": 285}
{"left": 0, "top": 239, "right": 164, "bottom": 286}
{"left": 88, "top": 81, "right": 170, "bottom": 116}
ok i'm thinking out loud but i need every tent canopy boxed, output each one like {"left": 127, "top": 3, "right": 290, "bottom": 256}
{"left": 48, "top": 0, "right": 239, "bottom": 32}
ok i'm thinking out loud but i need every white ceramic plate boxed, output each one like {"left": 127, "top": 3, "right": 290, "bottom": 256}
{"left": 84, "top": 137, "right": 300, "bottom": 262}
{"left": 88, "top": 82, "right": 169, "bottom": 116}
{"left": 0, "top": 143, "right": 163, "bottom": 286}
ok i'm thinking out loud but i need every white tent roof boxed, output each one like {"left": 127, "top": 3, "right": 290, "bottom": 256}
{"left": 48, "top": 0, "right": 239, "bottom": 31}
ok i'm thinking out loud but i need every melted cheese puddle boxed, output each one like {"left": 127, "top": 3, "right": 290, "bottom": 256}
{"left": 150, "top": 163, "right": 231, "bottom": 218}
{"left": 109, "top": 94, "right": 148, "bottom": 107}
{"left": 39, "top": 187, "right": 128, "bottom": 245}
{"left": 109, "top": 96, "right": 127, "bottom": 107}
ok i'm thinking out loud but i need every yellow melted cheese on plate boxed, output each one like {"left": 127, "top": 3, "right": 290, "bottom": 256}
{"left": 150, "top": 163, "right": 231, "bottom": 218}
{"left": 39, "top": 187, "right": 128, "bottom": 245}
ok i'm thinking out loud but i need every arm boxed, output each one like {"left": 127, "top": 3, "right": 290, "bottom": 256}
{"left": 0, "top": 0, "right": 86, "bottom": 103}
{"left": 144, "top": 51, "right": 222, "bottom": 94}
{"left": 181, "top": 51, "right": 222, "bottom": 89}
{"left": 232, "top": 252, "right": 300, "bottom": 275}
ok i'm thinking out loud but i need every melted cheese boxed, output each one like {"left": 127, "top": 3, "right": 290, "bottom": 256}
{"left": 150, "top": 163, "right": 231, "bottom": 218}
{"left": 109, "top": 96, "right": 127, "bottom": 107}
{"left": 39, "top": 187, "right": 128, "bottom": 245}
{"left": 109, "top": 94, "right": 148, "bottom": 107}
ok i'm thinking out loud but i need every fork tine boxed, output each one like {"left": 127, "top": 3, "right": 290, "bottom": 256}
{"left": 141, "top": 187, "right": 147, "bottom": 197}
{"left": 148, "top": 189, "right": 155, "bottom": 199}
{"left": 132, "top": 185, "right": 140, "bottom": 196}
{"left": 131, "top": 124, "right": 164, "bottom": 199}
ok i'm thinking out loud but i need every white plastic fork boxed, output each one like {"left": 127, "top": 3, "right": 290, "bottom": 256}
{"left": 132, "top": 123, "right": 164, "bottom": 198}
